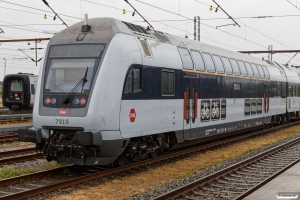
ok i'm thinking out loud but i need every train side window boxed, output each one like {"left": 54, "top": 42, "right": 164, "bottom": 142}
{"left": 274, "top": 82, "right": 282, "bottom": 97}
{"left": 251, "top": 99, "right": 257, "bottom": 115}
{"left": 191, "top": 50, "right": 205, "bottom": 71}
{"left": 123, "top": 67, "right": 142, "bottom": 95}
{"left": 202, "top": 53, "right": 216, "bottom": 72}
{"left": 221, "top": 57, "right": 233, "bottom": 75}
{"left": 289, "top": 84, "right": 293, "bottom": 97}
{"left": 212, "top": 55, "right": 225, "bottom": 73}
{"left": 262, "top": 66, "right": 270, "bottom": 79}
{"left": 178, "top": 47, "right": 194, "bottom": 70}
{"left": 244, "top": 99, "right": 250, "bottom": 116}
{"left": 161, "top": 70, "right": 175, "bottom": 95}
{"left": 229, "top": 59, "right": 241, "bottom": 76}
{"left": 31, "top": 84, "right": 35, "bottom": 94}
{"left": 237, "top": 60, "right": 248, "bottom": 77}
{"left": 244, "top": 62, "right": 254, "bottom": 77}
{"left": 257, "top": 99, "right": 262, "bottom": 115}
{"left": 256, "top": 64, "right": 265, "bottom": 79}
{"left": 221, "top": 99, "right": 226, "bottom": 120}
{"left": 250, "top": 63, "right": 259, "bottom": 78}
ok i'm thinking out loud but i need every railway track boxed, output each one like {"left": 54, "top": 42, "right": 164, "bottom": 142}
{"left": 0, "top": 121, "right": 299, "bottom": 199}
{"left": 153, "top": 135, "right": 300, "bottom": 200}
{"left": 0, "top": 114, "right": 32, "bottom": 125}
{"left": 0, "top": 110, "right": 9, "bottom": 115}
{"left": 0, "top": 133, "right": 18, "bottom": 144}
{"left": 0, "top": 124, "right": 33, "bottom": 132}
{"left": 0, "top": 147, "right": 44, "bottom": 166}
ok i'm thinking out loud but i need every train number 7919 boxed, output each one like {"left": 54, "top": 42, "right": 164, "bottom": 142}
{"left": 55, "top": 119, "right": 69, "bottom": 124}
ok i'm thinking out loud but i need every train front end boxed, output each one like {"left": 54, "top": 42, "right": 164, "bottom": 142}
{"left": 19, "top": 17, "right": 133, "bottom": 165}
{"left": 2, "top": 73, "right": 36, "bottom": 114}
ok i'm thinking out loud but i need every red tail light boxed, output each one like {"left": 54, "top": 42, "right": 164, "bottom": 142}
{"left": 80, "top": 98, "right": 86, "bottom": 105}
{"left": 45, "top": 98, "right": 51, "bottom": 104}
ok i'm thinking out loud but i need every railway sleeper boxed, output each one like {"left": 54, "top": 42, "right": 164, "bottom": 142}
{"left": 224, "top": 177, "right": 261, "bottom": 183}
{"left": 217, "top": 180, "right": 255, "bottom": 186}
{"left": 210, "top": 183, "right": 249, "bottom": 190}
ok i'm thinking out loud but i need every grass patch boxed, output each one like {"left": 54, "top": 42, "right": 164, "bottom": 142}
{"left": 0, "top": 161, "right": 65, "bottom": 180}
{"left": 41, "top": 125, "right": 300, "bottom": 200}
{"left": 0, "top": 119, "right": 32, "bottom": 126}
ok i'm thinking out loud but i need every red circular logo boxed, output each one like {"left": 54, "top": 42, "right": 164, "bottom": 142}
{"left": 59, "top": 109, "right": 66, "bottom": 116}
{"left": 129, "top": 108, "right": 136, "bottom": 122}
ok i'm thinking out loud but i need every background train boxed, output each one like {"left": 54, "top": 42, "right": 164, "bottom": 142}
{"left": 2, "top": 73, "right": 38, "bottom": 114}
{"left": 18, "top": 17, "right": 300, "bottom": 166}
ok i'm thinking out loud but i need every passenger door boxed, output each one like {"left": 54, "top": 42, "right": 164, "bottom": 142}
{"left": 183, "top": 77, "right": 199, "bottom": 140}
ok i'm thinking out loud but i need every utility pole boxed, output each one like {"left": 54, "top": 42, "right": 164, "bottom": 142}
{"left": 194, "top": 16, "right": 200, "bottom": 41}
{"left": 268, "top": 45, "right": 273, "bottom": 61}
{"left": 0, "top": 38, "right": 50, "bottom": 66}
{"left": 3, "top": 58, "right": 6, "bottom": 78}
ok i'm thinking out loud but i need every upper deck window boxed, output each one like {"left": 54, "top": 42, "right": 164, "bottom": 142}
{"left": 202, "top": 53, "right": 216, "bottom": 72}
{"left": 229, "top": 59, "right": 241, "bottom": 76}
{"left": 221, "top": 57, "right": 233, "bottom": 75}
{"left": 191, "top": 50, "right": 205, "bottom": 71}
{"left": 237, "top": 60, "right": 248, "bottom": 76}
{"left": 244, "top": 62, "right": 254, "bottom": 77}
{"left": 178, "top": 47, "right": 194, "bottom": 70}
{"left": 262, "top": 66, "right": 270, "bottom": 79}
{"left": 250, "top": 63, "right": 260, "bottom": 78}
{"left": 256, "top": 64, "right": 265, "bottom": 79}
{"left": 212, "top": 55, "right": 225, "bottom": 73}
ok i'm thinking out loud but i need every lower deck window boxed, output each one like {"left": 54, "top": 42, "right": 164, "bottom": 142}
{"left": 251, "top": 99, "right": 257, "bottom": 115}
{"left": 124, "top": 67, "right": 142, "bottom": 95}
{"left": 245, "top": 99, "right": 250, "bottom": 116}
{"left": 257, "top": 99, "right": 262, "bottom": 115}
{"left": 161, "top": 71, "right": 175, "bottom": 95}
{"left": 221, "top": 99, "right": 226, "bottom": 119}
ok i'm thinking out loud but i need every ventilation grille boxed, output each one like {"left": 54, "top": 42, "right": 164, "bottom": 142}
{"left": 140, "top": 40, "right": 151, "bottom": 57}
{"left": 122, "top": 21, "right": 155, "bottom": 38}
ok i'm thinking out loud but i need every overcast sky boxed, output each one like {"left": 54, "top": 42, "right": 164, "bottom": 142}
{"left": 1, "top": 0, "right": 300, "bottom": 81}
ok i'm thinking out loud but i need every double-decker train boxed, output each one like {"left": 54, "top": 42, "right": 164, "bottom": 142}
{"left": 18, "top": 17, "right": 300, "bottom": 166}
{"left": 2, "top": 73, "right": 38, "bottom": 114}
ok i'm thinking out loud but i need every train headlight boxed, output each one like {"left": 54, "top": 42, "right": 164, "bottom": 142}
{"left": 51, "top": 98, "right": 57, "bottom": 104}
{"left": 45, "top": 97, "right": 51, "bottom": 104}
{"left": 73, "top": 98, "right": 80, "bottom": 105}
{"left": 80, "top": 98, "right": 86, "bottom": 105}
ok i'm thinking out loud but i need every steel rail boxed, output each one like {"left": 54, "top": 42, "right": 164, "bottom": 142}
{"left": 0, "top": 110, "right": 9, "bottom": 114}
{"left": 0, "top": 124, "right": 33, "bottom": 132}
{"left": 0, "top": 114, "right": 32, "bottom": 120}
{"left": 0, "top": 147, "right": 36, "bottom": 158}
{"left": 0, "top": 121, "right": 299, "bottom": 199}
{"left": 0, "top": 153, "right": 44, "bottom": 165}
{"left": 152, "top": 136, "right": 300, "bottom": 200}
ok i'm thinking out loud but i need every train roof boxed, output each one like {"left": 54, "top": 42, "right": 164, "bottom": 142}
{"left": 50, "top": 17, "right": 295, "bottom": 82}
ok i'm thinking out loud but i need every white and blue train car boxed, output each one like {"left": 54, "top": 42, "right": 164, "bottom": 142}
{"left": 18, "top": 17, "right": 300, "bottom": 166}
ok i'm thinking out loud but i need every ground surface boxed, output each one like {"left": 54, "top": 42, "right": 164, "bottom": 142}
{"left": 31, "top": 125, "right": 300, "bottom": 200}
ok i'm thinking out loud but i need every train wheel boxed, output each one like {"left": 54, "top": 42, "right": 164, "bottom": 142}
{"left": 114, "top": 154, "right": 128, "bottom": 167}
{"left": 149, "top": 149, "right": 159, "bottom": 158}
{"left": 280, "top": 115, "right": 286, "bottom": 125}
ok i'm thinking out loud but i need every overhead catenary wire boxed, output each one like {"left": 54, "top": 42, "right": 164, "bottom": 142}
{"left": 0, "top": 0, "right": 81, "bottom": 21}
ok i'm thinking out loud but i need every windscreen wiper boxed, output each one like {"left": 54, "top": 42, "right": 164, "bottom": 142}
{"left": 62, "top": 67, "right": 88, "bottom": 104}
